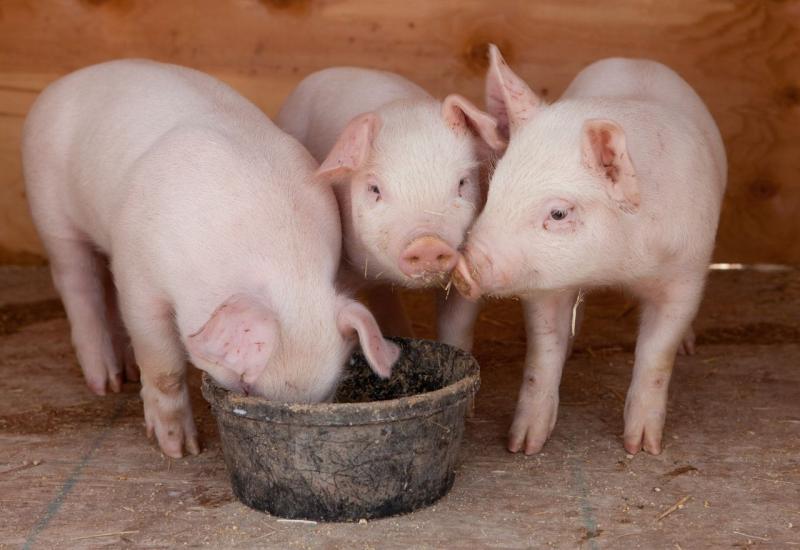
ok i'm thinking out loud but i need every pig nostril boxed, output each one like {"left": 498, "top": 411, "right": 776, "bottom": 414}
{"left": 401, "top": 237, "right": 457, "bottom": 275}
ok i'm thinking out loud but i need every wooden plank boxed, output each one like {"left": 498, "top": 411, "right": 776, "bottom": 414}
{"left": 0, "top": 0, "right": 798, "bottom": 262}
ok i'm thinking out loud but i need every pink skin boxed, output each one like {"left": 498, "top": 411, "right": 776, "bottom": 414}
{"left": 277, "top": 68, "right": 505, "bottom": 349}
{"left": 314, "top": 104, "right": 500, "bottom": 289}
{"left": 454, "top": 45, "right": 726, "bottom": 456}
{"left": 399, "top": 236, "right": 458, "bottom": 278}
{"left": 24, "top": 61, "right": 400, "bottom": 458}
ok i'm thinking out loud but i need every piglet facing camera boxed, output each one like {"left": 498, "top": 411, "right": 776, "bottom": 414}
{"left": 22, "top": 60, "right": 398, "bottom": 458}
{"left": 277, "top": 67, "right": 505, "bottom": 351}
{"left": 455, "top": 45, "right": 727, "bottom": 456}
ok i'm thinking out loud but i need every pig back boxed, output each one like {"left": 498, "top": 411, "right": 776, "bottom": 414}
{"left": 113, "top": 117, "right": 343, "bottom": 304}
{"left": 277, "top": 67, "right": 431, "bottom": 163}
{"left": 562, "top": 58, "right": 726, "bottom": 188}
{"left": 23, "top": 59, "right": 272, "bottom": 253}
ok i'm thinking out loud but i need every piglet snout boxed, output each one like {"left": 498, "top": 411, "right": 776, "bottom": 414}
{"left": 399, "top": 236, "right": 457, "bottom": 277}
{"left": 452, "top": 254, "right": 483, "bottom": 301}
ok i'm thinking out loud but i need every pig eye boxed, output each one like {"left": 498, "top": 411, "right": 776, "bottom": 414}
{"left": 543, "top": 200, "right": 576, "bottom": 231}
{"left": 368, "top": 184, "right": 381, "bottom": 201}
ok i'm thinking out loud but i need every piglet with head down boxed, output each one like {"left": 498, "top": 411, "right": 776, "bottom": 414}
{"left": 23, "top": 60, "right": 399, "bottom": 458}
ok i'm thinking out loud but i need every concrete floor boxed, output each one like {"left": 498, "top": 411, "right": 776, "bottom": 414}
{"left": 0, "top": 265, "right": 798, "bottom": 549}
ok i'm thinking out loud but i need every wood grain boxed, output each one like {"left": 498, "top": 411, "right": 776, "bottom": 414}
{"left": 0, "top": 0, "right": 798, "bottom": 262}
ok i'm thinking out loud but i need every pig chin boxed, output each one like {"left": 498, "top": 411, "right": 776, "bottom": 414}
{"left": 377, "top": 262, "right": 450, "bottom": 289}
{"left": 402, "top": 269, "right": 450, "bottom": 289}
{"left": 369, "top": 250, "right": 451, "bottom": 289}
{"left": 245, "top": 362, "right": 342, "bottom": 403}
{"left": 248, "top": 377, "right": 336, "bottom": 404}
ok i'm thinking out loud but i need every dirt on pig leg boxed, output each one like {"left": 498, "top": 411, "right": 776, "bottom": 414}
{"left": 116, "top": 280, "right": 199, "bottom": 459}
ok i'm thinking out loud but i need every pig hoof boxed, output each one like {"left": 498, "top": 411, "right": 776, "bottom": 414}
{"left": 524, "top": 440, "right": 547, "bottom": 455}
{"left": 123, "top": 348, "right": 140, "bottom": 382}
{"left": 623, "top": 438, "right": 642, "bottom": 455}
{"left": 77, "top": 342, "right": 129, "bottom": 395}
{"left": 624, "top": 392, "right": 667, "bottom": 456}
{"left": 623, "top": 425, "right": 664, "bottom": 456}
{"left": 109, "top": 372, "right": 123, "bottom": 393}
{"left": 142, "top": 384, "right": 198, "bottom": 458}
{"left": 186, "top": 436, "right": 201, "bottom": 456}
{"left": 84, "top": 364, "right": 134, "bottom": 395}
{"left": 678, "top": 328, "right": 696, "bottom": 356}
{"left": 643, "top": 441, "right": 663, "bottom": 455}
{"left": 507, "top": 423, "right": 550, "bottom": 455}
{"left": 154, "top": 421, "right": 200, "bottom": 459}
{"left": 508, "top": 392, "right": 558, "bottom": 455}
{"left": 506, "top": 435, "right": 546, "bottom": 455}
{"left": 677, "top": 340, "right": 695, "bottom": 356}
{"left": 86, "top": 378, "right": 108, "bottom": 396}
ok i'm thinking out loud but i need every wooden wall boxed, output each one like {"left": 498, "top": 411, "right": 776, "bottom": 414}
{"left": 1, "top": 0, "right": 798, "bottom": 263}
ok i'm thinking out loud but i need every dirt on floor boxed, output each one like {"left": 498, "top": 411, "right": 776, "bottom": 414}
{"left": 0, "top": 265, "right": 798, "bottom": 549}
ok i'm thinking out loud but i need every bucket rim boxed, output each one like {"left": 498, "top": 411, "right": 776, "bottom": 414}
{"left": 200, "top": 338, "right": 480, "bottom": 426}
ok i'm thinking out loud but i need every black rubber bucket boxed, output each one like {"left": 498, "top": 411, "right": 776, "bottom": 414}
{"left": 201, "top": 338, "right": 480, "bottom": 522}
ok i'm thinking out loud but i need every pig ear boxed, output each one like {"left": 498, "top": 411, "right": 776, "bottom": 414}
{"left": 485, "top": 44, "right": 541, "bottom": 140}
{"left": 186, "top": 294, "right": 279, "bottom": 386}
{"left": 581, "top": 119, "right": 641, "bottom": 213}
{"left": 337, "top": 300, "right": 400, "bottom": 379}
{"left": 315, "top": 113, "right": 380, "bottom": 183}
{"left": 442, "top": 94, "right": 506, "bottom": 152}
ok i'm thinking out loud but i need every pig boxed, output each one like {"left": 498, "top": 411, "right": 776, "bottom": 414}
{"left": 22, "top": 60, "right": 399, "bottom": 458}
{"left": 454, "top": 46, "right": 726, "bottom": 455}
{"left": 276, "top": 67, "right": 506, "bottom": 351}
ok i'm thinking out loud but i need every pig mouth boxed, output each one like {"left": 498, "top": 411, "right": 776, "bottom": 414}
{"left": 404, "top": 270, "right": 451, "bottom": 288}
{"left": 452, "top": 255, "right": 483, "bottom": 301}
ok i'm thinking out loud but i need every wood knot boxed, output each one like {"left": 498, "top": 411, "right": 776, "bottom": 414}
{"left": 777, "top": 84, "right": 800, "bottom": 108}
{"left": 748, "top": 179, "right": 780, "bottom": 200}
{"left": 462, "top": 40, "right": 513, "bottom": 75}
{"left": 80, "top": 0, "right": 135, "bottom": 11}
{"left": 258, "top": 0, "right": 310, "bottom": 15}
{"left": 154, "top": 373, "right": 184, "bottom": 396}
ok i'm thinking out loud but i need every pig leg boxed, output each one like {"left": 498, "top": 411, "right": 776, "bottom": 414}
{"left": 436, "top": 291, "right": 480, "bottom": 352}
{"left": 365, "top": 285, "right": 414, "bottom": 338}
{"left": 116, "top": 281, "right": 199, "bottom": 458}
{"left": 509, "top": 290, "right": 578, "bottom": 454}
{"left": 438, "top": 292, "right": 481, "bottom": 418}
{"left": 100, "top": 258, "right": 139, "bottom": 382}
{"left": 624, "top": 275, "right": 705, "bottom": 455}
{"left": 45, "top": 237, "right": 124, "bottom": 395}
